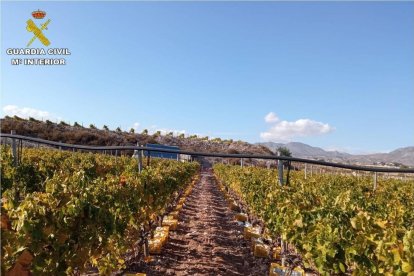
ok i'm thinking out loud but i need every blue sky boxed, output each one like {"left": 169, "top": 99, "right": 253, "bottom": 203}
{"left": 1, "top": 1, "right": 413, "bottom": 153}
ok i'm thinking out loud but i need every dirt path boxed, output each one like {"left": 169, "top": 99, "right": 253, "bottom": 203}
{"left": 127, "top": 167, "right": 269, "bottom": 275}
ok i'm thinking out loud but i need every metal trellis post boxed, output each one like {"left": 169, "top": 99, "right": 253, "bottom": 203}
{"left": 278, "top": 154, "right": 284, "bottom": 186}
{"left": 147, "top": 151, "right": 151, "bottom": 167}
{"left": 11, "top": 130, "right": 18, "bottom": 167}
{"left": 304, "top": 163, "right": 307, "bottom": 180}
{"left": 137, "top": 144, "right": 143, "bottom": 173}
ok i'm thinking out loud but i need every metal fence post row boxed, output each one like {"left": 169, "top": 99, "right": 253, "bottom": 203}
{"left": 2, "top": 133, "right": 414, "bottom": 174}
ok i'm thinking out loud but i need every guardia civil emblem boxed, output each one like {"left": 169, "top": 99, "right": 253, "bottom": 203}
{"left": 26, "top": 10, "right": 51, "bottom": 47}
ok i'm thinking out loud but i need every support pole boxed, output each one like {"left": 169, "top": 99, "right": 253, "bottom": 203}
{"left": 278, "top": 154, "right": 284, "bottom": 186}
{"left": 19, "top": 139, "right": 23, "bottom": 164}
{"left": 281, "top": 240, "right": 288, "bottom": 264}
{"left": 278, "top": 155, "right": 286, "bottom": 262}
{"left": 11, "top": 130, "right": 17, "bottom": 167}
{"left": 137, "top": 144, "right": 143, "bottom": 173}
{"left": 147, "top": 151, "right": 151, "bottom": 167}
{"left": 373, "top": 172, "right": 377, "bottom": 191}
{"left": 304, "top": 164, "right": 307, "bottom": 180}
{"left": 241, "top": 158, "right": 244, "bottom": 168}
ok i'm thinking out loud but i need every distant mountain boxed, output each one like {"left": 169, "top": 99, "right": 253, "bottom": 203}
{"left": 258, "top": 142, "right": 414, "bottom": 167}
{"left": 352, "top": 147, "right": 414, "bottom": 167}
{"left": 258, "top": 142, "right": 351, "bottom": 159}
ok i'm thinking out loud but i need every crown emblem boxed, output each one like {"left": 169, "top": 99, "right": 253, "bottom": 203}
{"left": 32, "top": 10, "right": 46, "bottom": 19}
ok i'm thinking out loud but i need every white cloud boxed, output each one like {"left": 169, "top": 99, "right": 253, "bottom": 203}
{"left": 2, "top": 105, "right": 61, "bottom": 121}
{"left": 145, "top": 125, "right": 186, "bottom": 136}
{"left": 264, "top": 112, "right": 279, "bottom": 123}
{"left": 130, "top": 122, "right": 140, "bottom": 131}
{"left": 260, "top": 113, "right": 334, "bottom": 142}
{"left": 158, "top": 128, "right": 186, "bottom": 136}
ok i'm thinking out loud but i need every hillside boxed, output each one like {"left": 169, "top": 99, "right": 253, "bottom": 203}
{"left": 260, "top": 142, "right": 352, "bottom": 160}
{"left": 352, "top": 147, "right": 414, "bottom": 167}
{"left": 0, "top": 117, "right": 273, "bottom": 156}
{"left": 3, "top": 117, "right": 412, "bottom": 167}
{"left": 259, "top": 142, "right": 414, "bottom": 167}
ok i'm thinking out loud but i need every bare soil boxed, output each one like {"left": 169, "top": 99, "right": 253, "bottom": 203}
{"left": 126, "top": 167, "right": 270, "bottom": 275}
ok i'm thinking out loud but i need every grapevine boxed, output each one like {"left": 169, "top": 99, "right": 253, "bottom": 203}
{"left": 213, "top": 164, "right": 414, "bottom": 275}
{"left": 1, "top": 146, "right": 199, "bottom": 274}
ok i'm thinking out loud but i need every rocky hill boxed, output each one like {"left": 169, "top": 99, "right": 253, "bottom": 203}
{"left": 3, "top": 117, "right": 412, "bottom": 167}
{"left": 0, "top": 117, "right": 273, "bottom": 156}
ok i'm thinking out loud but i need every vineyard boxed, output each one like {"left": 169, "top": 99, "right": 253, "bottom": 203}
{"left": 0, "top": 146, "right": 199, "bottom": 274}
{"left": 1, "top": 140, "right": 414, "bottom": 276}
{"left": 214, "top": 164, "right": 414, "bottom": 275}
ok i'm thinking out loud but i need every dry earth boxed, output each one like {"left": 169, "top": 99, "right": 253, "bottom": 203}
{"left": 126, "top": 166, "right": 270, "bottom": 275}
